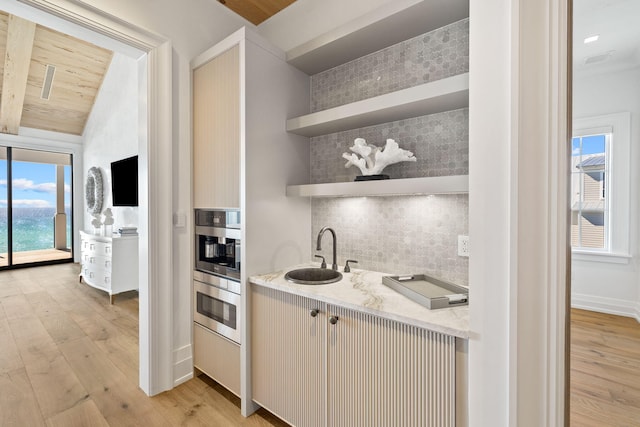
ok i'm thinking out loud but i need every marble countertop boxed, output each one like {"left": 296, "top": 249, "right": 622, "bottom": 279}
{"left": 249, "top": 263, "right": 469, "bottom": 339}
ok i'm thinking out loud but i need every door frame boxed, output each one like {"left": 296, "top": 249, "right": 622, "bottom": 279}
{"left": 15, "top": 0, "right": 174, "bottom": 396}
{"left": 468, "top": 0, "right": 570, "bottom": 425}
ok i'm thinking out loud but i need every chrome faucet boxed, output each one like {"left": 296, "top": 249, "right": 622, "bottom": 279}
{"left": 316, "top": 226, "right": 338, "bottom": 271}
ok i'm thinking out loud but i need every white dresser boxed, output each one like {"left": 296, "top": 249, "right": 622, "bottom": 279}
{"left": 79, "top": 230, "right": 139, "bottom": 304}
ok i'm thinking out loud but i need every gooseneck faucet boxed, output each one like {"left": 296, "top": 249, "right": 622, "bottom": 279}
{"left": 316, "top": 226, "right": 338, "bottom": 271}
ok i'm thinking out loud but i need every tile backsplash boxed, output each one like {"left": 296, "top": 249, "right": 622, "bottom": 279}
{"left": 312, "top": 195, "right": 469, "bottom": 286}
{"left": 311, "top": 18, "right": 469, "bottom": 112}
{"left": 310, "top": 108, "right": 468, "bottom": 183}
{"left": 308, "top": 18, "right": 470, "bottom": 286}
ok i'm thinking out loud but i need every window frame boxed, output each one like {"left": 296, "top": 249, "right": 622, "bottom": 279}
{"left": 572, "top": 112, "right": 631, "bottom": 264}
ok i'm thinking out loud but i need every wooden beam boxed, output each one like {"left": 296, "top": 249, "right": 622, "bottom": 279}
{"left": 0, "top": 15, "right": 35, "bottom": 135}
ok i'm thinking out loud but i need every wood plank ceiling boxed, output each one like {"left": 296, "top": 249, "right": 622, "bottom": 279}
{"left": 217, "top": 0, "right": 297, "bottom": 25}
{"left": 0, "top": 11, "right": 112, "bottom": 136}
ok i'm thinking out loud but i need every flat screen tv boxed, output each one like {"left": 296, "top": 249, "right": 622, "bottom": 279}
{"left": 111, "top": 155, "right": 138, "bottom": 206}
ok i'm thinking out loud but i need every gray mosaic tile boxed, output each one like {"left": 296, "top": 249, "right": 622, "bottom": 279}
{"left": 311, "top": 18, "right": 469, "bottom": 112}
{"left": 310, "top": 108, "right": 468, "bottom": 183}
{"left": 312, "top": 194, "right": 469, "bottom": 286}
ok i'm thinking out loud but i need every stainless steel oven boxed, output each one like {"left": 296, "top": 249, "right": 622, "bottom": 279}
{"left": 193, "top": 270, "right": 241, "bottom": 344}
{"left": 195, "top": 209, "right": 241, "bottom": 280}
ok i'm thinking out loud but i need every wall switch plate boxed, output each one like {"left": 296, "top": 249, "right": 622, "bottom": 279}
{"left": 173, "top": 211, "right": 186, "bottom": 228}
{"left": 458, "top": 235, "right": 469, "bottom": 257}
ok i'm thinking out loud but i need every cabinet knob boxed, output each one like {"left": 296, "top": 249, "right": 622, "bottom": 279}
{"left": 309, "top": 309, "right": 319, "bottom": 317}
{"left": 329, "top": 316, "right": 339, "bottom": 325}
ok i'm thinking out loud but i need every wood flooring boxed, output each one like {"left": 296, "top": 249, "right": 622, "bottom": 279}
{"left": 3, "top": 264, "right": 640, "bottom": 426}
{"left": 570, "top": 308, "right": 640, "bottom": 426}
{"left": 0, "top": 263, "right": 287, "bottom": 427}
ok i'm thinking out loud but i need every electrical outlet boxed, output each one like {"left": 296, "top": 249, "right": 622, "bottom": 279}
{"left": 458, "top": 235, "right": 469, "bottom": 257}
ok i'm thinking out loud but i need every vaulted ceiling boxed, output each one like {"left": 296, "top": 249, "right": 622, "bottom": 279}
{"left": 0, "top": 11, "right": 112, "bottom": 137}
{"left": 217, "top": 0, "right": 297, "bottom": 25}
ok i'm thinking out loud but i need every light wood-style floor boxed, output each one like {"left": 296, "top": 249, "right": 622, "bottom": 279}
{"left": 0, "top": 263, "right": 287, "bottom": 427}
{"left": 571, "top": 308, "right": 640, "bottom": 426}
{"left": 3, "top": 264, "right": 640, "bottom": 426}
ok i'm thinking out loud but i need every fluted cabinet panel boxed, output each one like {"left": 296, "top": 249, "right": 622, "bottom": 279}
{"left": 193, "top": 45, "right": 240, "bottom": 209}
{"left": 326, "top": 304, "right": 456, "bottom": 427}
{"left": 251, "top": 285, "right": 326, "bottom": 427}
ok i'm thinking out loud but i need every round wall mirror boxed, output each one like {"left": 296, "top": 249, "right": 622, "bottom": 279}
{"left": 85, "top": 167, "right": 104, "bottom": 214}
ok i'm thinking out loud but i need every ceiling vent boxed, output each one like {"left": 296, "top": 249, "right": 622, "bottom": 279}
{"left": 40, "top": 64, "right": 56, "bottom": 100}
{"left": 584, "top": 51, "right": 615, "bottom": 65}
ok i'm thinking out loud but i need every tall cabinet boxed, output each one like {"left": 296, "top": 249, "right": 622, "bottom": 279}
{"left": 193, "top": 45, "right": 240, "bottom": 209}
{"left": 191, "top": 27, "right": 312, "bottom": 415}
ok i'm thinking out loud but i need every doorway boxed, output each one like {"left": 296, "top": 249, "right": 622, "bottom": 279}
{"left": 0, "top": 146, "right": 73, "bottom": 268}
{"left": 7, "top": 0, "right": 173, "bottom": 396}
{"left": 570, "top": 0, "right": 640, "bottom": 423}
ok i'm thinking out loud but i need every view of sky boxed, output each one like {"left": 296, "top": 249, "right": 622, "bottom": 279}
{"left": 0, "top": 160, "right": 71, "bottom": 208}
{"left": 572, "top": 134, "right": 606, "bottom": 157}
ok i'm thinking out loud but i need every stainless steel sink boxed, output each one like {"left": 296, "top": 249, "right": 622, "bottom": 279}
{"left": 284, "top": 268, "right": 343, "bottom": 285}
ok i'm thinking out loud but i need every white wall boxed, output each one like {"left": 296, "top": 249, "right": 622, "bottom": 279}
{"left": 572, "top": 66, "right": 640, "bottom": 317}
{"left": 82, "top": 52, "right": 139, "bottom": 233}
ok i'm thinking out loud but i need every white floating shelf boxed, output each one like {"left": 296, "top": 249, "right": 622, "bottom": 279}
{"left": 286, "top": 73, "right": 469, "bottom": 137}
{"left": 286, "top": 175, "right": 469, "bottom": 198}
{"left": 286, "top": 0, "right": 469, "bottom": 75}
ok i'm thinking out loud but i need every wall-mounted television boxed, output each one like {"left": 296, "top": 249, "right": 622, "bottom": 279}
{"left": 111, "top": 155, "right": 138, "bottom": 206}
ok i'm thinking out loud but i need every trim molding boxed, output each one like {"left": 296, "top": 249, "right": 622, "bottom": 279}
{"left": 572, "top": 293, "right": 640, "bottom": 321}
{"left": 16, "top": 0, "right": 175, "bottom": 396}
{"left": 17, "top": 0, "right": 164, "bottom": 51}
{"left": 173, "top": 344, "right": 194, "bottom": 387}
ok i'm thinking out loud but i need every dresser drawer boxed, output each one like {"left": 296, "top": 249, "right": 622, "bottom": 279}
{"left": 81, "top": 265, "right": 111, "bottom": 289}
{"left": 82, "top": 253, "right": 112, "bottom": 272}
{"left": 81, "top": 239, "right": 112, "bottom": 257}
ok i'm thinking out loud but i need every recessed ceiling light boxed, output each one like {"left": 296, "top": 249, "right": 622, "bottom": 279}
{"left": 584, "top": 35, "right": 599, "bottom": 44}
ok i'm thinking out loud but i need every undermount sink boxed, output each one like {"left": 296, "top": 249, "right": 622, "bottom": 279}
{"left": 284, "top": 268, "right": 343, "bottom": 285}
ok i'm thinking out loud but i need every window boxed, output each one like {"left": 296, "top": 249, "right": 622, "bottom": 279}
{"left": 572, "top": 112, "right": 631, "bottom": 263}
{"left": 571, "top": 133, "right": 608, "bottom": 250}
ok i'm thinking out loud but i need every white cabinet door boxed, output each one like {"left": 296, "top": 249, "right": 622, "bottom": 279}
{"left": 326, "top": 304, "right": 456, "bottom": 427}
{"left": 251, "top": 285, "right": 326, "bottom": 427}
{"left": 193, "top": 44, "right": 240, "bottom": 209}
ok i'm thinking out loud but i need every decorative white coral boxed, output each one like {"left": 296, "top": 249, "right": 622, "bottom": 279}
{"left": 342, "top": 138, "right": 416, "bottom": 176}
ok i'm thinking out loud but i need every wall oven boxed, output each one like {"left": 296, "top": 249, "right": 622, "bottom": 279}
{"left": 193, "top": 270, "right": 241, "bottom": 344}
{"left": 195, "top": 209, "right": 240, "bottom": 280}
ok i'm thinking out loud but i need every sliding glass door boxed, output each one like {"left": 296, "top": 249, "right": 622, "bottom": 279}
{"left": 0, "top": 147, "right": 73, "bottom": 268}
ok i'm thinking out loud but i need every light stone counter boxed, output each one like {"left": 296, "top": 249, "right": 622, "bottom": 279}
{"left": 249, "top": 263, "right": 469, "bottom": 339}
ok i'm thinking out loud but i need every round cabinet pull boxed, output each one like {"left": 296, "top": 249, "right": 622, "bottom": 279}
{"left": 309, "top": 309, "right": 319, "bottom": 317}
{"left": 329, "top": 316, "right": 339, "bottom": 325}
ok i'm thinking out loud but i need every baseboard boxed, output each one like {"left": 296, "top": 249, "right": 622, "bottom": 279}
{"left": 173, "top": 344, "right": 193, "bottom": 387}
{"left": 571, "top": 292, "right": 640, "bottom": 322}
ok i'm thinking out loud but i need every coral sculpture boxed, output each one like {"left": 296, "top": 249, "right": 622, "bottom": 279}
{"left": 342, "top": 138, "right": 416, "bottom": 176}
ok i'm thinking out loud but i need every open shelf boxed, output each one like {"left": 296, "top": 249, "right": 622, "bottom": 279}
{"left": 286, "top": 175, "right": 469, "bottom": 198}
{"left": 286, "top": 73, "right": 469, "bottom": 137}
{"left": 286, "top": 0, "right": 469, "bottom": 75}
